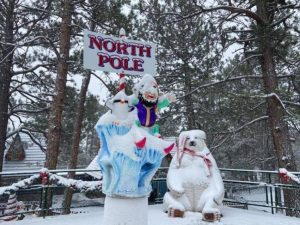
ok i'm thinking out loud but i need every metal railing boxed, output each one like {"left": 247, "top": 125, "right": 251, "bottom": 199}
{"left": 152, "top": 167, "right": 300, "bottom": 216}
{"left": 0, "top": 167, "right": 299, "bottom": 220}
{"left": 0, "top": 169, "right": 102, "bottom": 220}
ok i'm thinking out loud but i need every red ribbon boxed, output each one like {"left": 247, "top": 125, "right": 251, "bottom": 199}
{"left": 182, "top": 148, "right": 212, "bottom": 176}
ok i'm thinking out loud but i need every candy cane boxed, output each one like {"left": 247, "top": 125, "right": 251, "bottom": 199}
{"left": 3, "top": 192, "right": 18, "bottom": 221}
{"left": 118, "top": 28, "right": 126, "bottom": 92}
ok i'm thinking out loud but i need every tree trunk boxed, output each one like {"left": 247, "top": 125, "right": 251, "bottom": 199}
{"left": 256, "top": 0, "right": 298, "bottom": 216}
{"left": 260, "top": 46, "right": 288, "bottom": 168}
{"left": 61, "top": 73, "right": 91, "bottom": 214}
{"left": 45, "top": 0, "right": 72, "bottom": 170}
{"left": 0, "top": 1, "right": 15, "bottom": 179}
{"left": 44, "top": 0, "right": 72, "bottom": 212}
{"left": 61, "top": 8, "right": 96, "bottom": 212}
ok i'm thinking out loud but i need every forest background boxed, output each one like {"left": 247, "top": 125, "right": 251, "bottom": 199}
{"left": 0, "top": 0, "right": 300, "bottom": 214}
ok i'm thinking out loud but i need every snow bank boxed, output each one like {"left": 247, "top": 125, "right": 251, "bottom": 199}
{"left": 8, "top": 204, "right": 300, "bottom": 225}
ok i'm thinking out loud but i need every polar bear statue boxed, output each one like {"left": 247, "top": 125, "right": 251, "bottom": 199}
{"left": 163, "top": 130, "right": 224, "bottom": 222}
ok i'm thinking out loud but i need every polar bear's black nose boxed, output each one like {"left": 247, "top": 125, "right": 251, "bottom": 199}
{"left": 189, "top": 141, "right": 196, "bottom": 146}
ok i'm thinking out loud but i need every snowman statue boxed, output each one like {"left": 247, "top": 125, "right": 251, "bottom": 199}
{"left": 95, "top": 75, "right": 175, "bottom": 225}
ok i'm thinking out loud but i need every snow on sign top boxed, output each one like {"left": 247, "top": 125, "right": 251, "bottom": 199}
{"left": 84, "top": 30, "right": 156, "bottom": 76}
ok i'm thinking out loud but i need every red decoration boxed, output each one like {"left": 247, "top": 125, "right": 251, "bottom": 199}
{"left": 40, "top": 171, "right": 49, "bottom": 185}
{"left": 279, "top": 170, "right": 290, "bottom": 182}
{"left": 164, "top": 143, "right": 175, "bottom": 154}
{"left": 18, "top": 153, "right": 25, "bottom": 161}
{"left": 118, "top": 28, "right": 126, "bottom": 92}
{"left": 135, "top": 137, "right": 147, "bottom": 149}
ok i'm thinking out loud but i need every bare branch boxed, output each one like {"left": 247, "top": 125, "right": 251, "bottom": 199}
{"left": 194, "top": 5, "right": 265, "bottom": 25}
{"left": 17, "top": 90, "right": 52, "bottom": 103}
{"left": 178, "top": 75, "right": 263, "bottom": 99}
{"left": 283, "top": 101, "right": 300, "bottom": 107}
{"left": 179, "top": 72, "right": 295, "bottom": 100}
{"left": 7, "top": 126, "right": 46, "bottom": 151}
{"left": 211, "top": 116, "right": 269, "bottom": 151}
{"left": 271, "top": 12, "right": 294, "bottom": 27}
{"left": 6, "top": 125, "right": 24, "bottom": 139}
{"left": 20, "top": 129, "right": 46, "bottom": 152}
{"left": 9, "top": 107, "right": 49, "bottom": 116}
{"left": 210, "top": 134, "right": 231, "bottom": 151}
{"left": 234, "top": 116, "right": 269, "bottom": 133}
{"left": 91, "top": 72, "right": 115, "bottom": 92}
{"left": 13, "top": 63, "right": 53, "bottom": 75}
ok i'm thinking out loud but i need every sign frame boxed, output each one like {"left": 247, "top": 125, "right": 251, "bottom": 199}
{"left": 83, "top": 30, "right": 156, "bottom": 76}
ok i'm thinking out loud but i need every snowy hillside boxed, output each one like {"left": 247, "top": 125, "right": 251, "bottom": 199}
{"left": 8, "top": 204, "right": 300, "bottom": 225}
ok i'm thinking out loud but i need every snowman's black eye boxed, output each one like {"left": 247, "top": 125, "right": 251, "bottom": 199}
{"left": 113, "top": 100, "right": 128, "bottom": 103}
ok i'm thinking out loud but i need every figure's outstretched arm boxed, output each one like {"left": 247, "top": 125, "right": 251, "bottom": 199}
{"left": 128, "top": 94, "right": 139, "bottom": 106}
{"left": 158, "top": 93, "right": 176, "bottom": 110}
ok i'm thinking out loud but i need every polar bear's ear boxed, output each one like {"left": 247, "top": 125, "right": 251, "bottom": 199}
{"left": 199, "top": 130, "right": 207, "bottom": 140}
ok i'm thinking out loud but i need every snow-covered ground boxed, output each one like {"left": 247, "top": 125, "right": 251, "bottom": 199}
{"left": 8, "top": 204, "right": 300, "bottom": 225}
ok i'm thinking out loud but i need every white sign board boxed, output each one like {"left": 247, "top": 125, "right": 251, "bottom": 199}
{"left": 84, "top": 30, "right": 156, "bottom": 76}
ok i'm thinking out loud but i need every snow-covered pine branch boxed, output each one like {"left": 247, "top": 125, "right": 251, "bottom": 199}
{"left": 179, "top": 75, "right": 263, "bottom": 99}
{"left": 49, "top": 173, "right": 102, "bottom": 192}
{"left": 210, "top": 116, "right": 269, "bottom": 151}
{"left": 230, "top": 92, "right": 293, "bottom": 116}
{"left": 232, "top": 116, "right": 269, "bottom": 133}
{"left": 9, "top": 107, "right": 50, "bottom": 116}
{"left": 283, "top": 101, "right": 300, "bottom": 107}
{"left": 13, "top": 63, "right": 54, "bottom": 76}
{"left": 0, "top": 169, "right": 102, "bottom": 196}
{"left": 0, "top": 174, "right": 40, "bottom": 195}
{"left": 6, "top": 125, "right": 24, "bottom": 139}
{"left": 20, "top": 129, "right": 46, "bottom": 152}
{"left": 271, "top": 12, "right": 294, "bottom": 28}
{"left": 6, "top": 126, "right": 47, "bottom": 152}
{"left": 40, "top": 168, "right": 102, "bottom": 192}
{"left": 213, "top": 116, "right": 269, "bottom": 136}
{"left": 179, "top": 74, "right": 296, "bottom": 100}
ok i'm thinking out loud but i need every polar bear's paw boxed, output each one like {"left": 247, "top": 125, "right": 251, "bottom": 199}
{"left": 168, "top": 208, "right": 185, "bottom": 218}
{"left": 202, "top": 209, "right": 221, "bottom": 222}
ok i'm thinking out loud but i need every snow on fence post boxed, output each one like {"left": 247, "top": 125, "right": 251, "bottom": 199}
{"left": 279, "top": 168, "right": 300, "bottom": 184}
{"left": 40, "top": 169, "right": 49, "bottom": 185}
{"left": 40, "top": 169, "right": 49, "bottom": 218}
